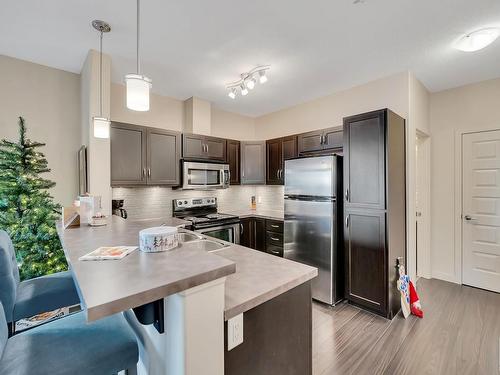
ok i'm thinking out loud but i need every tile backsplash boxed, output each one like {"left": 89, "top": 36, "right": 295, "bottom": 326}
{"left": 112, "top": 185, "right": 284, "bottom": 220}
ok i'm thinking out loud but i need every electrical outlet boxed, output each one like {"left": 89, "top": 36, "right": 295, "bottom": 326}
{"left": 227, "top": 313, "right": 244, "bottom": 350}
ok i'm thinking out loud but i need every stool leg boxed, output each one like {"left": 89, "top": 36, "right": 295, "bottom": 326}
{"left": 7, "top": 321, "right": 15, "bottom": 337}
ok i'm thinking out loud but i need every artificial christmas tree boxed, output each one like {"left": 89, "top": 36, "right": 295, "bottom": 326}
{"left": 0, "top": 117, "right": 68, "bottom": 280}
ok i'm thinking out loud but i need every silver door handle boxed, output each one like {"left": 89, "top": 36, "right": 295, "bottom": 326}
{"left": 464, "top": 215, "right": 477, "bottom": 222}
{"left": 345, "top": 189, "right": 349, "bottom": 201}
{"left": 240, "top": 223, "right": 243, "bottom": 235}
{"left": 148, "top": 168, "right": 151, "bottom": 177}
{"left": 270, "top": 237, "right": 280, "bottom": 241}
{"left": 345, "top": 215, "right": 349, "bottom": 227}
{"left": 142, "top": 168, "right": 146, "bottom": 179}
{"left": 271, "top": 224, "right": 280, "bottom": 228}
{"left": 276, "top": 169, "right": 279, "bottom": 179}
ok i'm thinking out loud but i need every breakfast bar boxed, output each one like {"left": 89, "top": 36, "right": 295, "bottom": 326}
{"left": 57, "top": 216, "right": 317, "bottom": 375}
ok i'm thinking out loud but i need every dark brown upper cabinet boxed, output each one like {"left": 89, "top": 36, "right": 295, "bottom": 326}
{"left": 241, "top": 141, "right": 266, "bottom": 185}
{"left": 226, "top": 139, "right": 240, "bottom": 185}
{"left": 297, "top": 126, "right": 343, "bottom": 155}
{"left": 147, "top": 128, "right": 181, "bottom": 185}
{"left": 343, "top": 112, "right": 385, "bottom": 210}
{"left": 182, "top": 133, "right": 226, "bottom": 162}
{"left": 111, "top": 122, "right": 181, "bottom": 187}
{"left": 266, "top": 135, "right": 297, "bottom": 185}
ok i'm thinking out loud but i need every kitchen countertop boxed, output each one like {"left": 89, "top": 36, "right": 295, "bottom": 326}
{"left": 215, "top": 244, "right": 317, "bottom": 320}
{"left": 58, "top": 215, "right": 317, "bottom": 323}
{"left": 226, "top": 209, "right": 284, "bottom": 221}
{"left": 57, "top": 216, "right": 235, "bottom": 321}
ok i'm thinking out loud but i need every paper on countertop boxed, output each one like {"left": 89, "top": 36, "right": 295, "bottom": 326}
{"left": 79, "top": 246, "right": 137, "bottom": 261}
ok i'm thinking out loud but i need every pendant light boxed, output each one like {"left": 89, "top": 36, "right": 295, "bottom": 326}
{"left": 125, "top": 0, "right": 152, "bottom": 111}
{"left": 92, "top": 20, "right": 111, "bottom": 139}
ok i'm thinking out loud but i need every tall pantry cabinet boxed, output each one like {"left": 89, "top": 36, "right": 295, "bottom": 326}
{"left": 343, "top": 109, "right": 406, "bottom": 319}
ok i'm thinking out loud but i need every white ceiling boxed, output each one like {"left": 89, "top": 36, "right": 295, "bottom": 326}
{"left": 1, "top": 0, "right": 500, "bottom": 117}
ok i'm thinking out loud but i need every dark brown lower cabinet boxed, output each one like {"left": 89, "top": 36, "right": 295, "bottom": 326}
{"left": 240, "top": 217, "right": 283, "bottom": 256}
{"left": 224, "top": 282, "right": 312, "bottom": 375}
{"left": 239, "top": 217, "right": 266, "bottom": 251}
{"left": 344, "top": 210, "right": 386, "bottom": 314}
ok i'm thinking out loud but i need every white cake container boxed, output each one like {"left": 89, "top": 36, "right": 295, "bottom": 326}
{"left": 139, "top": 226, "right": 179, "bottom": 253}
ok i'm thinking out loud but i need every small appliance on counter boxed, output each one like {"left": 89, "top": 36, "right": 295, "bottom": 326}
{"left": 79, "top": 195, "right": 103, "bottom": 224}
{"left": 112, "top": 199, "right": 128, "bottom": 219}
{"left": 172, "top": 197, "right": 240, "bottom": 243}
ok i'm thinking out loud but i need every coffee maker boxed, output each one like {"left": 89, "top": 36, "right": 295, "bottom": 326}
{"left": 112, "top": 199, "right": 128, "bottom": 219}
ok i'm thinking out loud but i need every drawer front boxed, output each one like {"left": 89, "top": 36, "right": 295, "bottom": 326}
{"left": 265, "top": 219, "right": 283, "bottom": 233}
{"left": 266, "top": 230, "right": 283, "bottom": 247}
{"left": 266, "top": 244, "right": 284, "bottom": 257}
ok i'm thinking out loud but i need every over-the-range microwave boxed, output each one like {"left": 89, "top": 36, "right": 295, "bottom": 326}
{"left": 178, "top": 161, "right": 230, "bottom": 190}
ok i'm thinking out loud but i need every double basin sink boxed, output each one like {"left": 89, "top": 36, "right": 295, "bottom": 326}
{"left": 176, "top": 229, "right": 230, "bottom": 252}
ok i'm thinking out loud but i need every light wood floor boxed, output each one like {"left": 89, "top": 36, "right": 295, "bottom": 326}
{"left": 312, "top": 278, "right": 500, "bottom": 375}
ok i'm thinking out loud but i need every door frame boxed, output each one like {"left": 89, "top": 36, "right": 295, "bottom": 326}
{"left": 416, "top": 130, "right": 431, "bottom": 279}
{"left": 454, "top": 126, "right": 500, "bottom": 285}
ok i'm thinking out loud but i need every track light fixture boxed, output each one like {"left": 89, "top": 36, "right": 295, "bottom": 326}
{"left": 226, "top": 65, "right": 270, "bottom": 98}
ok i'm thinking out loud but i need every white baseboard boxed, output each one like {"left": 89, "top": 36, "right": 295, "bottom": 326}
{"left": 431, "top": 271, "right": 460, "bottom": 284}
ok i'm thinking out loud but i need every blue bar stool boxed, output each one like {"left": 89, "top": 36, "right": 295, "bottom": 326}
{"left": 0, "top": 230, "right": 80, "bottom": 335}
{"left": 0, "top": 301, "right": 139, "bottom": 375}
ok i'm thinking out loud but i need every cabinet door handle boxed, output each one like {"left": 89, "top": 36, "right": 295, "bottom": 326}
{"left": 345, "top": 189, "right": 349, "bottom": 202}
{"left": 148, "top": 168, "right": 151, "bottom": 177}
{"left": 269, "top": 249, "right": 281, "bottom": 255}
{"left": 345, "top": 215, "right": 349, "bottom": 227}
{"left": 271, "top": 224, "right": 280, "bottom": 228}
{"left": 276, "top": 169, "right": 280, "bottom": 179}
{"left": 240, "top": 223, "right": 244, "bottom": 235}
{"left": 142, "top": 168, "right": 146, "bottom": 179}
{"left": 270, "top": 237, "right": 280, "bottom": 241}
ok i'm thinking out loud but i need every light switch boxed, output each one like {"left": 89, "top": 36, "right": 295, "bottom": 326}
{"left": 227, "top": 313, "right": 244, "bottom": 350}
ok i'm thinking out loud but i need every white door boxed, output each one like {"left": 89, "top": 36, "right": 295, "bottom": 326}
{"left": 462, "top": 130, "right": 500, "bottom": 293}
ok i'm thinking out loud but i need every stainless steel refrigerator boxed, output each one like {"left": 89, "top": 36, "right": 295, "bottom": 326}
{"left": 284, "top": 155, "right": 343, "bottom": 305}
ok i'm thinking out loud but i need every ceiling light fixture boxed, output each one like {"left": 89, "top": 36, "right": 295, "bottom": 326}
{"left": 92, "top": 20, "right": 111, "bottom": 139}
{"left": 125, "top": 0, "right": 152, "bottom": 111}
{"left": 240, "top": 84, "right": 249, "bottom": 96}
{"left": 245, "top": 76, "right": 256, "bottom": 90}
{"left": 454, "top": 28, "right": 500, "bottom": 52}
{"left": 225, "top": 65, "right": 270, "bottom": 99}
{"left": 258, "top": 70, "right": 268, "bottom": 84}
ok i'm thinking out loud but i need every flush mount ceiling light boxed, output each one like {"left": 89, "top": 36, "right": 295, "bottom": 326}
{"left": 125, "top": 0, "right": 152, "bottom": 111}
{"left": 226, "top": 65, "right": 270, "bottom": 99}
{"left": 92, "top": 20, "right": 111, "bottom": 139}
{"left": 454, "top": 28, "right": 500, "bottom": 52}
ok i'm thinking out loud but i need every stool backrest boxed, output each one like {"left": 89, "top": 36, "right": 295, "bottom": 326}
{"left": 0, "top": 230, "right": 20, "bottom": 323}
{"left": 0, "top": 302, "right": 7, "bottom": 359}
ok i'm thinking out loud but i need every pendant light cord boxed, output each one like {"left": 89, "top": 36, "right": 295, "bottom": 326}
{"left": 99, "top": 30, "right": 103, "bottom": 117}
{"left": 136, "top": 0, "right": 140, "bottom": 75}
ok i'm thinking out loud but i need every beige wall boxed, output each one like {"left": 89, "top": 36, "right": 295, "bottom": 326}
{"left": 429, "top": 77, "right": 500, "bottom": 283}
{"left": 211, "top": 107, "right": 256, "bottom": 140}
{"left": 0, "top": 55, "right": 81, "bottom": 206}
{"left": 110, "top": 83, "right": 185, "bottom": 131}
{"left": 254, "top": 72, "right": 410, "bottom": 139}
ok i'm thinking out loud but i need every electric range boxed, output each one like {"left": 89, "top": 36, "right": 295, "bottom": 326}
{"left": 172, "top": 197, "right": 240, "bottom": 243}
